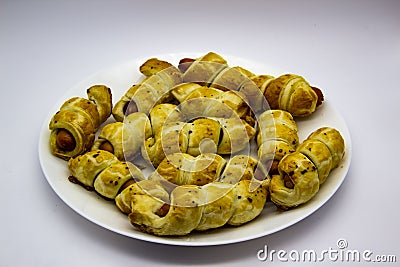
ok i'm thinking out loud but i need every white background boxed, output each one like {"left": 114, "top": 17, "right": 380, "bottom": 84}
{"left": 1, "top": 0, "right": 399, "bottom": 266}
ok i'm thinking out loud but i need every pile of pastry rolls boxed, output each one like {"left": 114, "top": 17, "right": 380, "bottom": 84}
{"left": 48, "top": 51, "right": 345, "bottom": 236}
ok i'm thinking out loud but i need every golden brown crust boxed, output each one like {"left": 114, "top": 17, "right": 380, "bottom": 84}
{"left": 115, "top": 180, "right": 170, "bottom": 214}
{"left": 186, "top": 118, "right": 221, "bottom": 156}
{"left": 228, "top": 179, "right": 268, "bottom": 225}
{"left": 216, "top": 117, "right": 256, "bottom": 154}
{"left": 269, "top": 152, "right": 320, "bottom": 209}
{"left": 232, "top": 66, "right": 255, "bottom": 78}
{"left": 210, "top": 66, "right": 248, "bottom": 91}
{"left": 263, "top": 74, "right": 287, "bottom": 110}
{"left": 94, "top": 161, "right": 143, "bottom": 199}
{"left": 174, "top": 85, "right": 253, "bottom": 124}
{"left": 68, "top": 150, "right": 144, "bottom": 199}
{"left": 87, "top": 85, "right": 113, "bottom": 123}
{"left": 149, "top": 103, "right": 185, "bottom": 134}
{"left": 269, "top": 127, "right": 345, "bottom": 208}
{"left": 250, "top": 75, "right": 275, "bottom": 96}
{"left": 149, "top": 153, "right": 226, "bottom": 186}
{"left": 255, "top": 74, "right": 320, "bottom": 117}
{"left": 297, "top": 139, "right": 332, "bottom": 184}
{"left": 143, "top": 121, "right": 190, "bottom": 167}
{"left": 49, "top": 85, "right": 112, "bottom": 160}
{"left": 54, "top": 52, "right": 342, "bottom": 237}
{"left": 92, "top": 122, "right": 124, "bottom": 160}
{"left": 119, "top": 178, "right": 268, "bottom": 236}
{"left": 68, "top": 150, "right": 120, "bottom": 188}
{"left": 257, "top": 110, "right": 299, "bottom": 171}
{"left": 170, "top": 82, "right": 203, "bottom": 103}
{"left": 92, "top": 112, "right": 152, "bottom": 161}
{"left": 143, "top": 117, "right": 255, "bottom": 167}
{"left": 182, "top": 52, "right": 228, "bottom": 85}
{"left": 112, "top": 60, "right": 182, "bottom": 121}
{"left": 219, "top": 155, "right": 267, "bottom": 184}
{"left": 306, "top": 127, "right": 345, "bottom": 169}
{"left": 139, "top": 58, "right": 174, "bottom": 77}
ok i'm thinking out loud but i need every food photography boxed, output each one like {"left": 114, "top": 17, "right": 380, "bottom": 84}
{"left": 1, "top": 0, "right": 399, "bottom": 266}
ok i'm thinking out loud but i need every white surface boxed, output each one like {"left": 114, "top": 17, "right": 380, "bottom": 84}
{"left": 1, "top": 0, "right": 399, "bottom": 266}
{"left": 38, "top": 54, "right": 351, "bottom": 246}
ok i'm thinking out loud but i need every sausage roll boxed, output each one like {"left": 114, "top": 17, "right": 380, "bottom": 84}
{"left": 148, "top": 153, "right": 227, "bottom": 186}
{"left": 252, "top": 74, "right": 323, "bottom": 117}
{"left": 91, "top": 112, "right": 152, "bottom": 161}
{"left": 117, "top": 178, "right": 268, "bottom": 236}
{"left": 306, "top": 127, "right": 345, "bottom": 169}
{"left": 143, "top": 117, "right": 256, "bottom": 167}
{"left": 257, "top": 110, "right": 299, "bottom": 174}
{"left": 269, "top": 127, "right": 345, "bottom": 209}
{"left": 211, "top": 67, "right": 266, "bottom": 113}
{"left": 269, "top": 152, "right": 320, "bottom": 209}
{"left": 49, "top": 85, "right": 112, "bottom": 160}
{"left": 68, "top": 150, "right": 144, "bottom": 199}
{"left": 112, "top": 58, "right": 182, "bottom": 121}
{"left": 219, "top": 154, "right": 268, "bottom": 184}
{"left": 182, "top": 52, "right": 228, "bottom": 86}
{"left": 172, "top": 84, "right": 254, "bottom": 125}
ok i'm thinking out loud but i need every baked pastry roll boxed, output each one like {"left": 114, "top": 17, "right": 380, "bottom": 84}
{"left": 172, "top": 84, "right": 254, "bottom": 125}
{"left": 181, "top": 52, "right": 270, "bottom": 114}
{"left": 219, "top": 155, "right": 267, "bottom": 184}
{"left": 118, "top": 178, "right": 268, "bottom": 236}
{"left": 269, "top": 127, "right": 345, "bottom": 209}
{"left": 296, "top": 139, "right": 332, "bottom": 184}
{"left": 143, "top": 121, "right": 190, "bottom": 167}
{"left": 148, "top": 153, "right": 227, "bottom": 186}
{"left": 211, "top": 67, "right": 266, "bottom": 113}
{"left": 257, "top": 110, "right": 299, "bottom": 174}
{"left": 112, "top": 58, "right": 182, "bottom": 121}
{"left": 93, "top": 161, "right": 143, "bottom": 199}
{"left": 139, "top": 58, "right": 176, "bottom": 77}
{"left": 169, "top": 82, "right": 203, "bottom": 103}
{"left": 269, "top": 152, "right": 320, "bottom": 209}
{"left": 143, "top": 117, "right": 256, "bottom": 167}
{"left": 250, "top": 74, "right": 275, "bottom": 98}
{"left": 91, "top": 112, "right": 152, "bottom": 161}
{"left": 298, "top": 127, "right": 345, "bottom": 184}
{"left": 186, "top": 118, "right": 221, "bottom": 156}
{"left": 149, "top": 103, "right": 185, "bottom": 134}
{"left": 115, "top": 179, "right": 170, "bottom": 214}
{"left": 182, "top": 52, "right": 228, "bottom": 86}
{"left": 68, "top": 150, "right": 144, "bottom": 199}
{"left": 252, "top": 74, "right": 323, "bottom": 117}
{"left": 93, "top": 104, "right": 185, "bottom": 161}
{"left": 232, "top": 66, "right": 256, "bottom": 78}
{"left": 49, "top": 85, "right": 112, "bottom": 160}
{"left": 306, "top": 127, "right": 345, "bottom": 169}
{"left": 215, "top": 117, "right": 256, "bottom": 154}
{"left": 195, "top": 182, "right": 236, "bottom": 231}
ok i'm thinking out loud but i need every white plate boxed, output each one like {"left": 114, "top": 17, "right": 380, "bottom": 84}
{"left": 38, "top": 53, "right": 352, "bottom": 246}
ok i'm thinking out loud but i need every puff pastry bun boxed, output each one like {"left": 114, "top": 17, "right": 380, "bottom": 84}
{"left": 181, "top": 52, "right": 266, "bottom": 113}
{"left": 269, "top": 127, "right": 345, "bottom": 209}
{"left": 252, "top": 74, "right": 322, "bottom": 117}
{"left": 116, "top": 178, "right": 269, "bottom": 236}
{"left": 257, "top": 110, "right": 299, "bottom": 174}
{"left": 143, "top": 117, "right": 256, "bottom": 167}
{"left": 49, "top": 85, "right": 112, "bottom": 160}
{"left": 112, "top": 58, "right": 182, "bottom": 121}
{"left": 68, "top": 150, "right": 144, "bottom": 199}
